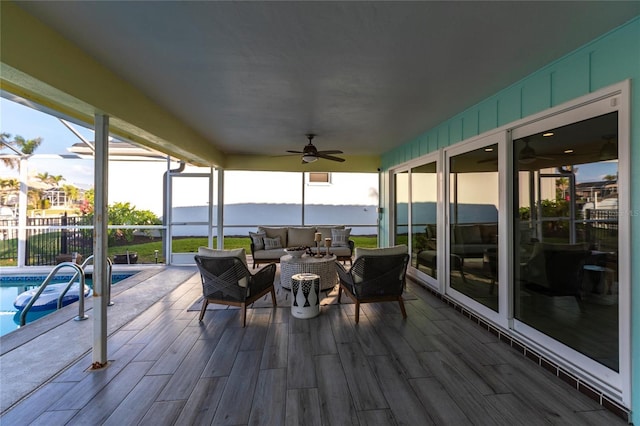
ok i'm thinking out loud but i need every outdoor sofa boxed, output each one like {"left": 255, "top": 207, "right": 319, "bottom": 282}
{"left": 249, "top": 226, "right": 354, "bottom": 268}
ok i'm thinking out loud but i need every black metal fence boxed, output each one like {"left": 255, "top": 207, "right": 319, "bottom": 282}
{"left": 0, "top": 214, "right": 93, "bottom": 266}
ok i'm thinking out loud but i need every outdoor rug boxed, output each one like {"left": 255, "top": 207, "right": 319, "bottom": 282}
{"left": 187, "top": 269, "right": 416, "bottom": 312}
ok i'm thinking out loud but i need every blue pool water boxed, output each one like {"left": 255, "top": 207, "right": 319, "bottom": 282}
{"left": 0, "top": 273, "right": 134, "bottom": 337}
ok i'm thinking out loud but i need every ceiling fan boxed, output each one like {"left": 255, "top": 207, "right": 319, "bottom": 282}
{"left": 287, "top": 134, "right": 345, "bottom": 163}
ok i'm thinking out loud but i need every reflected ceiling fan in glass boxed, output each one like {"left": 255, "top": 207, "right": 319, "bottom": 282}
{"left": 599, "top": 135, "right": 617, "bottom": 161}
{"left": 518, "top": 139, "right": 553, "bottom": 164}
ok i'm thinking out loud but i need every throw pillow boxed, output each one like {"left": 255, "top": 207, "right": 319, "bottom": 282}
{"left": 258, "top": 227, "right": 288, "bottom": 248}
{"left": 264, "top": 236, "right": 282, "bottom": 250}
{"left": 287, "top": 227, "right": 315, "bottom": 248}
{"left": 249, "top": 231, "right": 266, "bottom": 250}
{"left": 316, "top": 225, "right": 344, "bottom": 241}
{"left": 331, "top": 228, "right": 351, "bottom": 247}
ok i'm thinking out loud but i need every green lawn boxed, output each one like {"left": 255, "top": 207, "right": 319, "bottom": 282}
{"left": 1, "top": 235, "right": 379, "bottom": 266}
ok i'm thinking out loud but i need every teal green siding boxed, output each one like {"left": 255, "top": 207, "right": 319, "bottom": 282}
{"left": 381, "top": 16, "right": 640, "bottom": 419}
{"left": 497, "top": 88, "right": 521, "bottom": 127}
{"left": 522, "top": 73, "right": 551, "bottom": 116}
{"left": 461, "top": 109, "right": 479, "bottom": 140}
{"left": 449, "top": 117, "right": 463, "bottom": 144}
{"left": 551, "top": 53, "right": 591, "bottom": 105}
{"left": 478, "top": 100, "right": 498, "bottom": 134}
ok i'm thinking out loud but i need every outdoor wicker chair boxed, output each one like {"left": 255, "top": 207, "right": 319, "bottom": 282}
{"left": 336, "top": 252, "right": 410, "bottom": 323}
{"left": 194, "top": 255, "right": 276, "bottom": 327}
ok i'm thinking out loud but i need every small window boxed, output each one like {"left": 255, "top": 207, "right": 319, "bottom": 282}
{"left": 308, "top": 172, "right": 331, "bottom": 184}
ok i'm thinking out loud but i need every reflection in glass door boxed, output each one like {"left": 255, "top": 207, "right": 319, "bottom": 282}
{"left": 394, "top": 171, "right": 409, "bottom": 247}
{"left": 411, "top": 162, "right": 438, "bottom": 279}
{"left": 513, "top": 112, "right": 620, "bottom": 372}
{"left": 448, "top": 144, "right": 499, "bottom": 311}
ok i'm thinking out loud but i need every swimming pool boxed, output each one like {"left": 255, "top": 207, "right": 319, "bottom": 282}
{"left": 0, "top": 273, "right": 135, "bottom": 337}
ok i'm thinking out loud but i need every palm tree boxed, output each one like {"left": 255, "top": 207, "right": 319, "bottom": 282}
{"left": 36, "top": 172, "right": 54, "bottom": 187}
{"left": 556, "top": 177, "right": 569, "bottom": 200}
{"left": 0, "top": 133, "right": 43, "bottom": 168}
{"left": 0, "top": 177, "right": 19, "bottom": 190}
{"left": 50, "top": 174, "right": 64, "bottom": 187}
{"left": 62, "top": 184, "right": 79, "bottom": 206}
{"left": 0, "top": 177, "right": 19, "bottom": 206}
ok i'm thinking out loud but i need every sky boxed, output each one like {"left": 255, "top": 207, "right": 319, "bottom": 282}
{"left": 1, "top": 97, "right": 96, "bottom": 187}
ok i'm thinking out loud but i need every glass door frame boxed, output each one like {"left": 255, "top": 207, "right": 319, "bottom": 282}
{"left": 443, "top": 131, "right": 510, "bottom": 327}
{"left": 166, "top": 168, "right": 215, "bottom": 265}
{"left": 509, "top": 81, "right": 630, "bottom": 405}
{"left": 390, "top": 152, "right": 442, "bottom": 291}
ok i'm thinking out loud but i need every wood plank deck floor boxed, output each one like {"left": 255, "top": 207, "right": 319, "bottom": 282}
{"left": 0, "top": 268, "right": 625, "bottom": 425}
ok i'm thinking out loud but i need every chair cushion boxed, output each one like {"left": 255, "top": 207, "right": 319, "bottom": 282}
{"left": 249, "top": 231, "right": 266, "bottom": 250}
{"left": 198, "top": 246, "right": 248, "bottom": 266}
{"left": 355, "top": 244, "right": 407, "bottom": 259}
{"left": 197, "top": 247, "right": 248, "bottom": 287}
{"left": 258, "top": 227, "right": 288, "bottom": 248}
{"left": 287, "top": 227, "right": 316, "bottom": 247}
{"left": 264, "top": 236, "right": 283, "bottom": 250}
{"left": 331, "top": 228, "right": 351, "bottom": 247}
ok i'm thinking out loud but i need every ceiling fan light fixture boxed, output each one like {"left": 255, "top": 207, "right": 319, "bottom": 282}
{"left": 302, "top": 154, "right": 318, "bottom": 163}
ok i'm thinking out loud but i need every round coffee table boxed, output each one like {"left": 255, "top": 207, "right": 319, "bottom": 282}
{"left": 280, "top": 254, "right": 337, "bottom": 291}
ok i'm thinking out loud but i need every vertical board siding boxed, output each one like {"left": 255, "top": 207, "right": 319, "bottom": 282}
{"left": 550, "top": 53, "right": 591, "bottom": 106}
{"left": 428, "top": 133, "right": 438, "bottom": 153}
{"left": 497, "top": 87, "right": 522, "bottom": 127}
{"left": 411, "top": 139, "right": 421, "bottom": 159}
{"left": 449, "top": 117, "right": 463, "bottom": 144}
{"left": 461, "top": 110, "right": 479, "bottom": 140}
{"left": 478, "top": 100, "right": 498, "bottom": 134}
{"left": 418, "top": 135, "right": 429, "bottom": 157}
{"left": 522, "top": 73, "right": 552, "bottom": 116}
{"left": 590, "top": 22, "right": 640, "bottom": 91}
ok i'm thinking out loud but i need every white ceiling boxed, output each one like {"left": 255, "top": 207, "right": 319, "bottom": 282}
{"left": 15, "top": 1, "right": 640, "bottom": 159}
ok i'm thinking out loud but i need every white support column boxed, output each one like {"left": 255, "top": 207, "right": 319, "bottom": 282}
{"left": 92, "top": 114, "right": 109, "bottom": 366}
{"left": 216, "top": 168, "right": 223, "bottom": 249}
{"left": 164, "top": 157, "right": 172, "bottom": 264}
{"left": 17, "top": 157, "right": 28, "bottom": 267}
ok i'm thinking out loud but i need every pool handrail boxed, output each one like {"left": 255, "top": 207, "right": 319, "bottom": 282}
{"left": 19, "top": 262, "right": 89, "bottom": 326}
{"left": 67, "top": 255, "right": 114, "bottom": 306}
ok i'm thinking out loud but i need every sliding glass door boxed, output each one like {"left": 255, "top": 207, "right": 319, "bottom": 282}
{"left": 411, "top": 162, "right": 438, "bottom": 280}
{"left": 446, "top": 140, "right": 500, "bottom": 312}
{"left": 513, "top": 111, "right": 621, "bottom": 371}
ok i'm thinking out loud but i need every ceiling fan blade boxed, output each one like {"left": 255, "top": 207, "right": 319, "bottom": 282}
{"left": 317, "top": 150, "right": 343, "bottom": 155}
{"left": 286, "top": 150, "right": 303, "bottom": 154}
{"left": 316, "top": 153, "right": 345, "bottom": 162}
